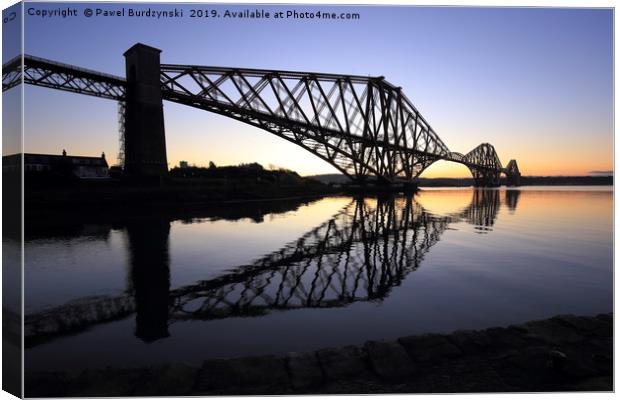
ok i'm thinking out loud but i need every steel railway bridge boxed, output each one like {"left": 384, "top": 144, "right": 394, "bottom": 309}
{"left": 3, "top": 43, "right": 520, "bottom": 186}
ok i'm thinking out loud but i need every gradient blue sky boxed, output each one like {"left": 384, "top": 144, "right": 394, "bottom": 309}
{"left": 7, "top": 2, "right": 614, "bottom": 176}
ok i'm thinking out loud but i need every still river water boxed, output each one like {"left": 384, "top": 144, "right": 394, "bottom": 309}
{"left": 21, "top": 186, "right": 612, "bottom": 372}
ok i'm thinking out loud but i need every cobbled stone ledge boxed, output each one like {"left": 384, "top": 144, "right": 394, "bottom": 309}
{"left": 25, "top": 313, "right": 613, "bottom": 396}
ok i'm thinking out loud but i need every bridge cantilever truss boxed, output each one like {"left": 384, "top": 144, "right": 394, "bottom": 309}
{"left": 159, "top": 64, "right": 451, "bottom": 182}
{"left": 2, "top": 50, "right": 521, "bottom": 186}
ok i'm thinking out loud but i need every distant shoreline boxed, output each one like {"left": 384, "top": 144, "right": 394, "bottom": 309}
{"left": 308, "top": 174, "right": 613, "bottom": 187}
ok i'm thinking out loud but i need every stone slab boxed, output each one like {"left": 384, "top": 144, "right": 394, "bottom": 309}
{"left": 134, "top": 363, "right": 199, "bottom": 396}
{"left": 398, "top": 333, "right": 463, "bottom": 362}
{"left": 364, "top": 340, "right": 416, "bottom": 380}
{"left": 75, "top": 367, "right": 147, "bottom": 397}
{"left": 196, "top": 355, "right": 289, "bottom": 391}
{"left": 286, "top": 351, "right": 324, "bottom": 389}
{"left": 446, "top": 329, "right": 492, "bottom": 356}
{"left": 552, "top": 314, "right": 612, "bottom": 338}
{"left": 513, "top": 319, "right": 584, "bottom": 345}
{"left": 483, "top": 327, "right": 530, "bottom": 351}
{"left": 316, "top": 345, "right": 369, "bottom": 380}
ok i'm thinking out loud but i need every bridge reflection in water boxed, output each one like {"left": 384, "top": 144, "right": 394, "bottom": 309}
{"left": 25, "top": 190, "right": 519, "bottom": 345}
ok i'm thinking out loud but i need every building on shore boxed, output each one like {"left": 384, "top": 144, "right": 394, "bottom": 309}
{"left": 3, "top": 150, "right": 110, "bottom": 179}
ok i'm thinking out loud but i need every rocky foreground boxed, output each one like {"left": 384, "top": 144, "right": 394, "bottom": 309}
{"left": 26, "top": 313, "right": 612, "bottom": 396}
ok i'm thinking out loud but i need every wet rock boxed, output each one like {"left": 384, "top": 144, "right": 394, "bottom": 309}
{"left": 447, "top": 329, "right": 492, "bottom": 356}
{"left": 552, "top": 314, "right": 612, "bottom": 338}
{"left": 74, "top": 367, "right": 147, "bottom": 397}
{"left": 321, "top": 377, "right": 405, "bottom": 394}
{"left": 559, "top": 347, "right": 612, "bottom": 379}
{"left": 583, "top": 336, "right": 613, "bottom": 355}
{"left": 25, "top": 371, "right": 75, "bottom": 397}
{"left": 570, "top": 376, "right": 613, "bottom": 391}
{"left": 134, "top": 363, "right": 199, "bottom": 396}
{"left": 560, "top": 359, "right": 602, "bottom": 381}
{"left": 590, "top": 352, "right": 613, "bottom": 376}
{"left": 316, "top": 345, "right": 369, "bottom": 380}
{"left": 513, "top": 319, "right": 583, "bottom": 345}
{"left": 489, "top": 347, "right": 566, "bottom": 390}
{"left": 483, "top": 327, "right": 530, "bottom": 351}
{"left": 421, "top": 358, "right": 512, "bottom": 393}
{"left": 364, "top": 340, "right": 416, "bottom": 380}
{"left": 591, "top": 353, "right": 612, "bottom": 364}
{"left": 398, "top": 333, "right": 462, "bottom": 363}
{"left": 286, "top": 352, "right": 324, "bottom": 389}
{"left": 595, "top": 313, "right": 613, "bottom": 324}
{"left": 24, "top": 313, "right": 613, "bottom": 396}
{"left": 489, "top": 339, "right": 612, "bottom": 390}
{"left": 196, "top": 356, "right": 289, "bottom": 392}
{"left": 548, "top": 350, "right": 567, "bottom": 370}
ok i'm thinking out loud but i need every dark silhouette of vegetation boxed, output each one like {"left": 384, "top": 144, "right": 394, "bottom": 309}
{"left": 169, "top": 162, "right": 304, "bottom": 184}
{"left": 22, "top": 162, "right": 338, "bottom": 218}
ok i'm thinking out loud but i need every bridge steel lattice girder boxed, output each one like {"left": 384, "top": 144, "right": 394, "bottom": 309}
{"left": 504, "top": 159, "right": 521, "bottom": 186}
{"left": 3, "top": 55, "right": 126, "bottom": 100}
{"left": 1, "top": 52, "right": 521, "bottom": 186}
{"left": 161, "top": 89, "right": 453, "bottom": 182}
{"left": 162, "top": 89, "right": 375, "bottom": 180}
{"left": 159, "top": 63, "right": 453, "bottom": 183}
{"left": 460, "top": 143, "right": 503, "bottom": 187}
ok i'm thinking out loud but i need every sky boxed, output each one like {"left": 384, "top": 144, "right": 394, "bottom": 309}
{"left": 4, "top": 2, "right": 614, "bottom": 177}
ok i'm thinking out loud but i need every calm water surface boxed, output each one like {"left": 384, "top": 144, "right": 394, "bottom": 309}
{"left": 21, "top": 186, "right": 613, "bottom": 372}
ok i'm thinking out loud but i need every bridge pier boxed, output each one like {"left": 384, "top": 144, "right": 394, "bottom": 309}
{"left": 346, "top": 178, "right": 418, "bottom": 193}
{"left": 505, "top": 173, "right": 521, "bottom": 186}
{"left": 473, "top": 178, "right": 501, "bottom": 187}
{"left": 123, "top": 43, "right": 168, "bottom": 176}
{"left": 470, "top": 168, "right": 501, "bottom": 187}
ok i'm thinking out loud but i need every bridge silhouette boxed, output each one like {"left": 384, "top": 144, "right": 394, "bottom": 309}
{"left": 3, "top": 43, "right": 520, "bottom": 186}
{"left": 24, "top": 190, "right": 519, "bottom": 345}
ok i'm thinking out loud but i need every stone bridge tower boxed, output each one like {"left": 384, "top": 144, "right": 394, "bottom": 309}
{"left": 123, "top": 43, "right": 168, "bottom": 176}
